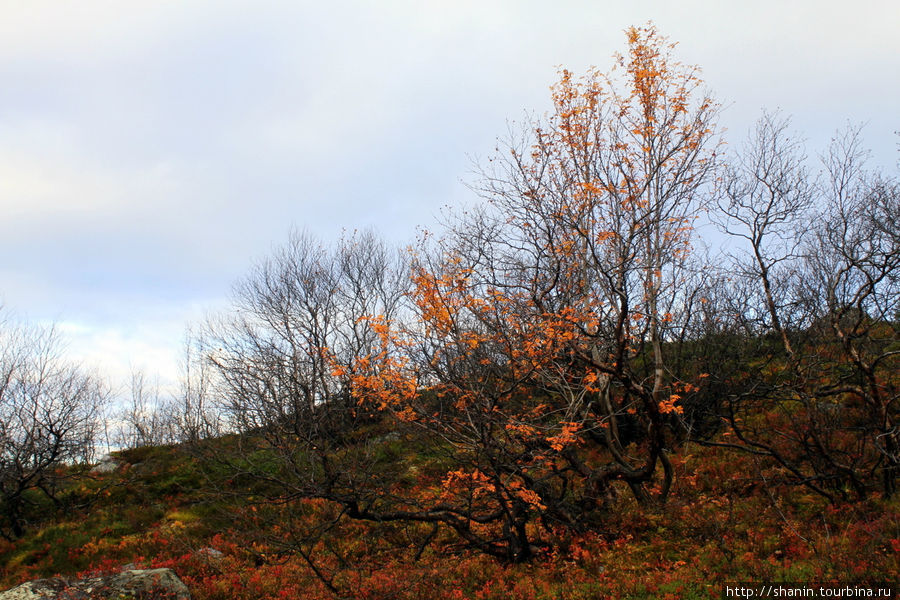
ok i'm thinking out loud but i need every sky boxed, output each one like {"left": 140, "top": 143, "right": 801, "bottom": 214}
{"left": 1, "top": 0, "right": 898, "bottom": 395}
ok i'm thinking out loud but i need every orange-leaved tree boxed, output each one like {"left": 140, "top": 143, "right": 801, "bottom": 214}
{"left": 347, "top": 23, "right": 720, "bottom": 561}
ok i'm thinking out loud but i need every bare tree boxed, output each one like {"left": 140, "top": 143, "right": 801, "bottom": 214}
{"left": 0, "top": 311, "right": 108, "bottom": 538}
{"left": 711, "top": 120, "right": 900, "bottom": 500}
{"left": 116, "top": 327, "right": 221, "bottom": 450}
{"left": 715, "top": 112, "right": 814, "bottom": 355}
{"left": 208, "top": 229, "right": 407, "bottom": 435}
{"left": 198, "top": 229, "right": 414, "bottom": 583}
{"left": 802, "top": 129, "right": 900, "bottom": 496}
{"left": 172, "top": 326, "right": 219, "bottom": 443}
{"left": 117, "top": 368, "right": 175, "bottom": 449}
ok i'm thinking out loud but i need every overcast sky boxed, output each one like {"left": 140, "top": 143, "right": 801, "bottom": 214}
{"left": 1, "top": 0, "right": 898, "bottom": 393}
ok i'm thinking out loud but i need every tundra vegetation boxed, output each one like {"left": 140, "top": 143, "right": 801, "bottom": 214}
{"left": 1, "top": 25, "right": 898, "bottom": 599}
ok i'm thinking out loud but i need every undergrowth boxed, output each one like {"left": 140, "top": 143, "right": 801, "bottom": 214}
{"left": 1, "top": 436, "right": 898, "bottom": 600}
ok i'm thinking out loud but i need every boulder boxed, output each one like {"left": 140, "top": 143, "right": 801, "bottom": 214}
{"left": 0, "top": 568, "right": 190, "bottom": 599}
{"left": 194, "top": 547, "right": 223, "bottom": 560}
{"left": 89, "top": 455, "right": 121, "bottom": 474}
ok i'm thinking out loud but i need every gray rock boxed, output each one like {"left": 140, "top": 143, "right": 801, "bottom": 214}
{"left": 89, "top": 455, "right": 120, "bottom": 474}
{"left": 371, "top": 431, "right": 401, "bottom": 445}
{"left": 0, "top": 568, "right": 190, "bottom": 599}
{"left": 195, "top": 547, "right": 223, "bottom": 560}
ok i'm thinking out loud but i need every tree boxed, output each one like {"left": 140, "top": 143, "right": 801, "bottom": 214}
{"left": 172, "top": 326, "right": 219, "bottom": 443}
{"left": 117, "top": 367, "right": 174, "bottom": 449}
{"left": 0, "top": 311, "right": 108, "bottom": 538}
{"left": 201, "top": 230, "right": 413, "bottom": 587}
{"left": 348, "top": 23, "right": 720, "bottom": 560}
{"left": 116, "top": 328, "right": 220, "bottom": 450}
{"left": 800, "top": 129, "right": 899, "bottom": 497}
{"left": 208, "top": 229, "right": 408, "bottom": 437}
{"left": 712, "top": 121, "right": 900, "bottom": 500}
{"left": 715, "top": 112, "right": 813, "bottom": 355}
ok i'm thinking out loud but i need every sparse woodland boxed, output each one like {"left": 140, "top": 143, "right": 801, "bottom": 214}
{"left": 1, "top": 25, "right": 898, "bottom": 599}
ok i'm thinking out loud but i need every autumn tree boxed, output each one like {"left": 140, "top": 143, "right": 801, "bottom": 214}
{"left": 715, "top": 112, "right": 814, "bottom": 355}
{"left": 345, "top": 23, "right": 720, "bottom": 560}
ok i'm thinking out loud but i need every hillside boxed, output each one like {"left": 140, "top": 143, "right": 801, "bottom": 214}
{"left": 1, "top": 422, "right": 898, "bottom": 600}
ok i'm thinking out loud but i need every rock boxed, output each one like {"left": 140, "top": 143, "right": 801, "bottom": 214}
{"left": 0, "top": 568, "right": 190, "bottom": 599}
{"left": 371, "top": 431, "right": 401, "bottom": 445}
{"left": 195, "top": 547, "right": 223, "bottom": 560}
{"left": 89, "top": 454, "right": 120, "bottom": 474}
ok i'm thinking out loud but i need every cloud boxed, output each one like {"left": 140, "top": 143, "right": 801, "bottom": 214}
{"left": 58, "top": 317, "right": 187, "bottom": 397}
{"left": 1, "top": 0, "right": 898, "bottom": 388}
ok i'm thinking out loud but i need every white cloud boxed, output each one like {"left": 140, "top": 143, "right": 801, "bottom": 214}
{"left": 1, "top": 0, "right": 898, "bottom": 388}
{"left": 0, "top": 150, "right": 121, "bottom": 219}
{"left": 62, "top": 320, "right": 183, "bottom": 395}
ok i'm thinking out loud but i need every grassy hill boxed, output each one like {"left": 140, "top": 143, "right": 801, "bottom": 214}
{"left": 2, "top": 422, "right": 898, "bottom": 600}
